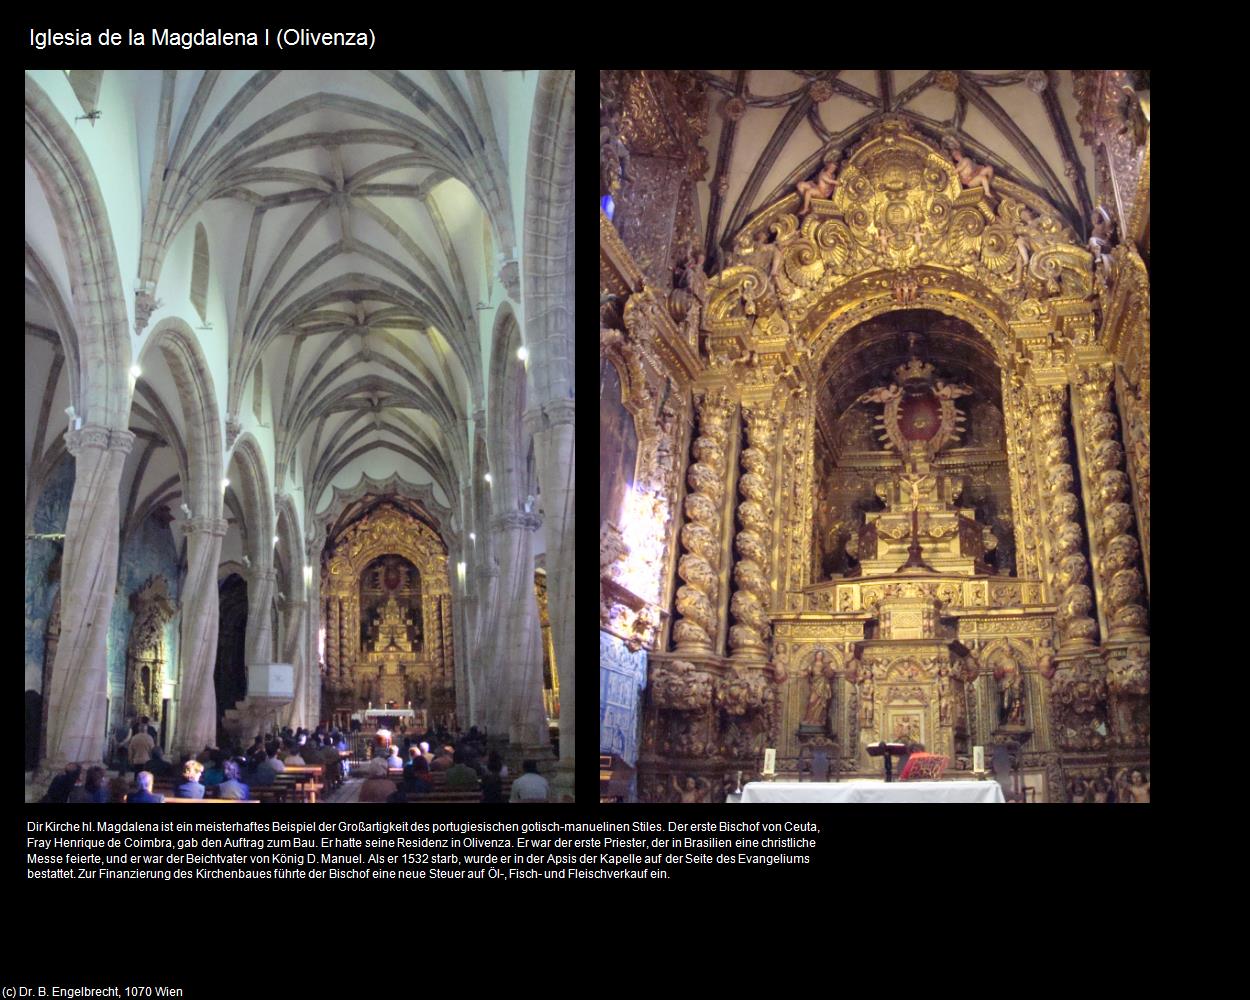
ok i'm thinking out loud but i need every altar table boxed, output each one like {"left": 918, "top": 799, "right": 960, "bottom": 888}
{"left": 738, "top": 781, "right": 1005, "bottom": 804}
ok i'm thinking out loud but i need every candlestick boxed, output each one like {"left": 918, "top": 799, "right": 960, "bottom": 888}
{"left": 973, "top": 745, "right": 985, "bottom": 773}
{"left": 763, "top": 748, "right": 776, "bottom": 775}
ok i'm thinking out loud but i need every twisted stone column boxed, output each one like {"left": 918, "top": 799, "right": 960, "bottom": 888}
{"left": 1033, "top": 385, "right": 1098, "bottom": 649}
{"left": 729, "top": 404, "right": 776, "bottom": 659}
{"left": 1077, "top": 367, "right": 1148, "bottom": 640}
{"left": 43, "top": 426, "right": 134, "bottom": 768}
{"left": 472, "top": 562, "right": 500, "bottom": 730}
{"left": 283, "top": 599, "right": 308, "bottom": 729}
{"left": 490, "top": 511, "right": 547, "bottom": 749}
{"left": 673, "top": 389, "right": 735, "bottom": 652}
{"left": 245, "top": 566, "right": 276, "bottom": 671}
{"left": 527, "top": 397, "right": 575, "bottom": 793}
{"left": 176, "top": 516, "right": 227, "bottom": 754}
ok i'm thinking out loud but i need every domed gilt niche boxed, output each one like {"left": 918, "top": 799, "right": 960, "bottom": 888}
{"left": 811, "top": 311, "right": 1014, "bottom": 581}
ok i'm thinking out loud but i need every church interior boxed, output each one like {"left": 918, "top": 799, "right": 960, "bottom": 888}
{"left": 25, "top": 69, "right": 575, "bottom": 802}
{"left": 600, "top": 70, "right": 1148, "bottom": 803}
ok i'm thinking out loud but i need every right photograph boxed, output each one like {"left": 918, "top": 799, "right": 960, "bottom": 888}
{"left": 600, "top": 70, "right": 1149, "bottom": 804}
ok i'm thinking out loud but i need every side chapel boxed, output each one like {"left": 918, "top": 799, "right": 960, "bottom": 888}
{"left": 600, "top": 70, "right": 1149, "bottom": 803}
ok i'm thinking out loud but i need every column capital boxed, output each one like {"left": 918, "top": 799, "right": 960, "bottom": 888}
{"left": 524, "top": 398, "right": 575, "bottom": 435}
{"left": 491, "top": 511, "right": 543, "bottom": 533}
{"left": 180, "top": 516, "right": 228, "bottom": 538}
{"left": 64, "top": 424, "right": 135, "bottom": 457}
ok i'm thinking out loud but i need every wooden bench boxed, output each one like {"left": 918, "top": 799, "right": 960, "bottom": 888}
{"left": 162, "top": 797, "right": 259, "bottom": 803}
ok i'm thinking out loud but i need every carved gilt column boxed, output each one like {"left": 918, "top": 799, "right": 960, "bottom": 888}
{"left": 673, "top": 388, "right": 735, "bottom": 652}
{"left": 729, "top": 402, "right": 776, "bottom": 661}
{"left": 176, "top": 516, "right": 227, "bottom": 753}
{"left": 1076, "top": 365, "right": 1148, "bottom": 641}
{"left": 1003, "top": 376, "right": 1046, "bottom": 582}
{"left": 1032, "top": 384, "right": 1098, "bottom": 650}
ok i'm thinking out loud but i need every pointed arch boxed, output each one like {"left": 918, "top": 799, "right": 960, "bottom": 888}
{"left": 141, "top": 318, "right": 224, "bottom": 522}
{"left": 25, "top": 74, "right": 132, "bottom": 430}
{"left": 522, "top": 69, "right": 575, "bottom": 408}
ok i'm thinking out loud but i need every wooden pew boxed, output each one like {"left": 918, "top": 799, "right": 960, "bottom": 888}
{"left": 162, "top": 797, "right": 259, "bottom": 803}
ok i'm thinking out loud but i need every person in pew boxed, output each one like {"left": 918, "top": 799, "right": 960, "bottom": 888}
{"left": 68, "top": 765, "right": 109, "bottom": 803}
{"left": 283, "top": 740, "right": 306, "bottom": 766}
{"left": 430, "top": 746, "right": 454, "bottom": 771}
{"left": 107, "top": 775, "right": 131, "bottom": 803}
{"left": 177, "top": 759, "right": 206, "bottom": 799}
{"left": 404, "top": 745, "right": 432, "bottom": 782}
{"left": 384, "top": 744, "right": 403, "bottom": 769}
{"left": 127, "top": 771, "right": 165, "bottom": 803}
{"left": 481, "top": 753, "right": 506, "bottom": 804}
{"left": 445, "top": 749, "right": 481, "bottom": 790}
{"left": 216, "top": 760, "right": 250, "bottom": 800}
{"left": 201, "top": 752, "right": 226, "bottom": 788}
{"left": 41, "top": 762, "right": 82, "bottom": 803}
{"left": 509, "top": 760, "right": 550, "bottom": 803}
{"left": 253, "top": 743, "right": 286, "bottom": 784}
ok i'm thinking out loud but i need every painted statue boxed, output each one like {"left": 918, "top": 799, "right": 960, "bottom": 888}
{"left": 801, "top": 651, "right": 834, "bottom": 728}
{"left": 944, "top": 139, "right": 994, "bottom": 198}
{"left": 797, "top": 156, "right": 841, "bottom": 216}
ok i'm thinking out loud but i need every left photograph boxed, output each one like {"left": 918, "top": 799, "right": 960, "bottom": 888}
{"left": 25, "top": 69, "right": 575, "bottom": 803}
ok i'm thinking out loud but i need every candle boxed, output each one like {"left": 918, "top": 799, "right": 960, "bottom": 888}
{"left": 763, "top": 748, "right": 776, "bottom": 775}
{"left": 973, "top": 745, "right": 985, "bottom": 773}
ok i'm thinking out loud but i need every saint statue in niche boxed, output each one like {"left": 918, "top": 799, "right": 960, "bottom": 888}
{"left": 801, "top": 651, "right": 835, "bottom": 728}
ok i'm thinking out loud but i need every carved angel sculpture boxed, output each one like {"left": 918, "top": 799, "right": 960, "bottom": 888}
{"left": 858, "top": 384, "right": 902, "bottom": 406}
{"left": 933, "top": 380, "right": 972, "bottom": 401}
{"left": 945, "top": 141, "right": 994, "bottom": 198}
{"left": 797, "top": 158, "right": 840, "bottom": 216}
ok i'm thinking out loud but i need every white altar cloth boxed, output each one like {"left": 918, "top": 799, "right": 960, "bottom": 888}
{"left": 738, "top": 780, "right": 1005, "bottom": 804}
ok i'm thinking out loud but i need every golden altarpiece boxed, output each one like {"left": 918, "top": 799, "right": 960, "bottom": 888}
{"left": 601, "top": 73, "right": 1148, "bottom": 803}
{"left": 321, "top": 504, "right": 455, "bottom": 722}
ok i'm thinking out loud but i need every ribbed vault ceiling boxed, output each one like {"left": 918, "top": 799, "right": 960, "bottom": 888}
{"left": 695, "top": 70, "right": 1097, "bottom": 267}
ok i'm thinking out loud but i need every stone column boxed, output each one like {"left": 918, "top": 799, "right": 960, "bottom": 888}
{"left": 527, "top": 398, "right": 575, "bottom": 796}
{"left": 729, "top": 403, "right": 776, "bottom": 662}
{"left": 175, "top": 516, "right": 227, "bottom": 754}
{"left": 491, "top": 511, "right": 547, "bottom": 750}
{"left": 304, "top": 557, "right": 322, "bottom": 727}
{"left": 283, "top": 599, "right": 308, "bottom": 729}
{"left": 245, "top": 566, "right": 276, "bottom": 670}
{"left": 472, "top": 562, "right": 500, "bottom": 730}
{"left": 43, "top": 425, "right": 135, "bottom": 769}
{"left": 1032, "top": 384, "right": 1098, "bottom": 651}
{"left": 673, "top": 388, "right": 735, "bottom": 652}
{"left": 1076, "top": 366, "right": 1148, "bottom": 641}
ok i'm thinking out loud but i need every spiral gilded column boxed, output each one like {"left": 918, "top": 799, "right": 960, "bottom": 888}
{"left": 729, "top": 403, "right": 776, "bottom": 659}
{"left": 673, "top": 388, "right": 735, "bottom": 652}
{"left": 1078, "top": 366, "right": 1148, "bottom": 640}
{"left": 1033, "top": 384, "right": 1098, "bottom": 649}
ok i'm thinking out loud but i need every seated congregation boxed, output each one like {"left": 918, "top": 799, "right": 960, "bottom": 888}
{"left": 40, "top": 719, "right": 552, "bottom": 805}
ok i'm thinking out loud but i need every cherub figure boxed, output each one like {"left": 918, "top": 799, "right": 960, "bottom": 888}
{"left": 797, "top": 157, "right": 841, "bottom": 216}
{"left": 672, "top": 774, "right": 709, "bottom": 804}
{"left": 945, "top": 140, "right": 994, "bottom": 198}
{"left": 857, "top": 384, "right": 902, "bottom": 406}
